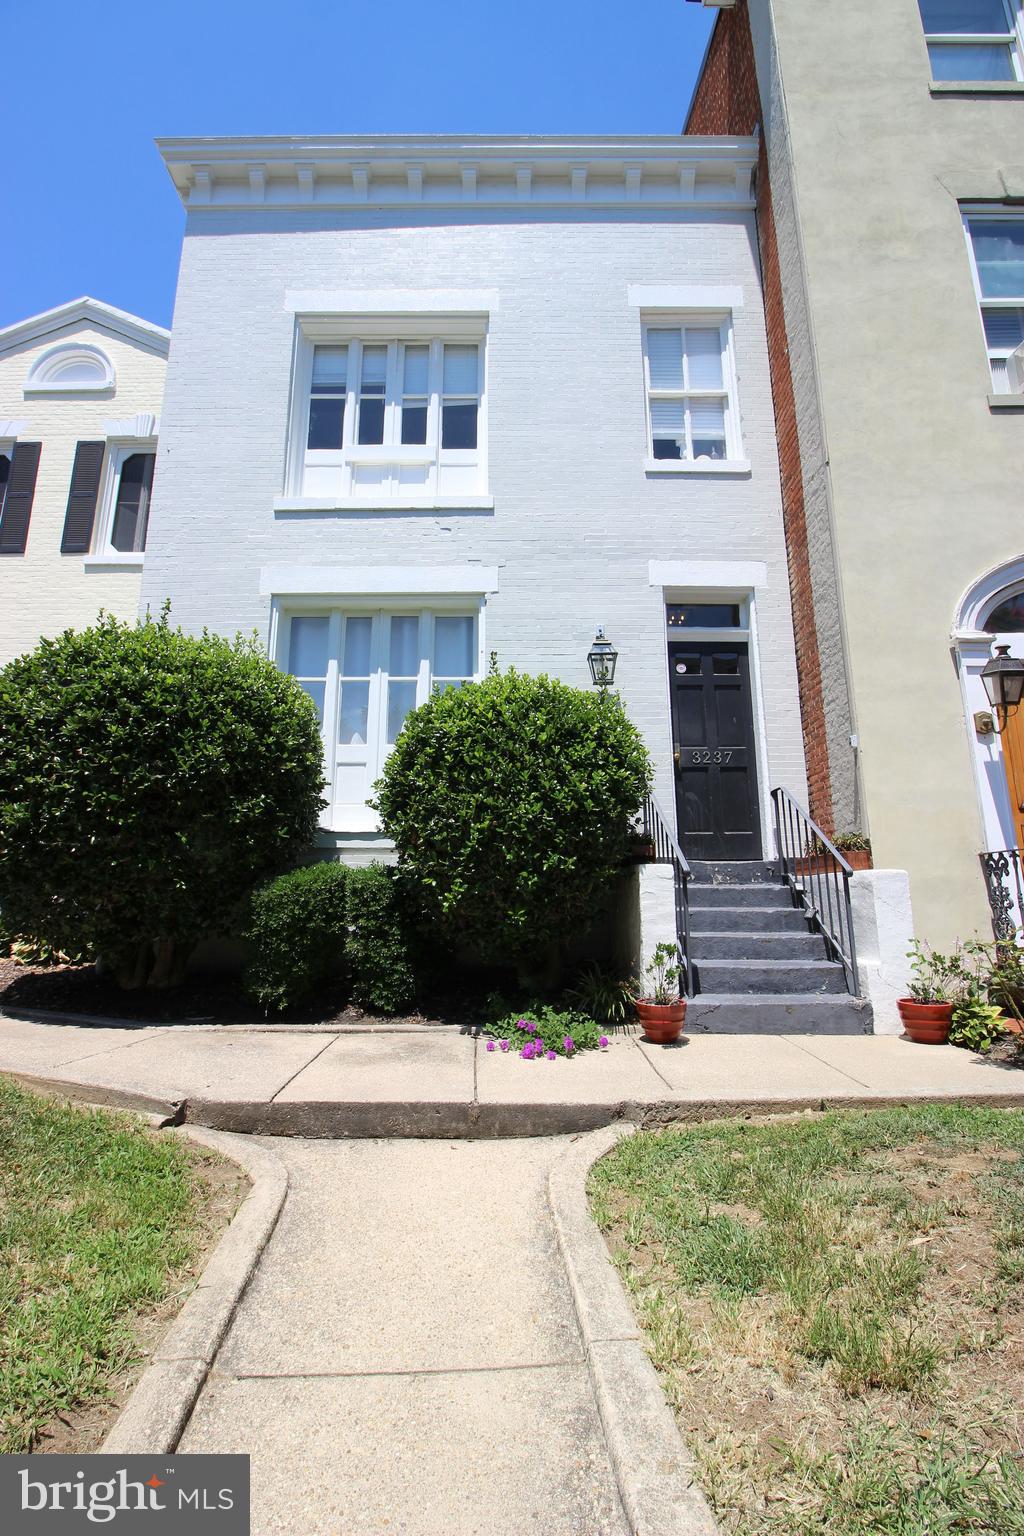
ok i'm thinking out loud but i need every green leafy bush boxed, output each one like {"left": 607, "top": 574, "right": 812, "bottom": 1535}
{"left": 0, "top": 614, "right": 325, "bottom": 988}
{"left": 244, "top": 862, "right": 348, "bottom": 1013}
{"left": 373, "top": 668, "right": 650, "bottom": 975}
{"left": 486, "top": 1004, "right": 607, "bottom": 1059}
{"left": 565, "top": 964, "right": 636, "bottom": 1023}
{"left": 346, "top": 863, "right": 417, "bottom": 1015}
{"left": 949, "top": 995, "right": 1006, "bottom": 1055}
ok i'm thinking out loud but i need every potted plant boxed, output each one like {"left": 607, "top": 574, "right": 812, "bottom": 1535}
{"left": 897, "top": 940, "right": 966, "bottom": 1043}
{"left": 834, "top": 832, "right": 873, "bottom": 871}
{"left": 633, "top": 942, "right": 686, "bottom": 1043}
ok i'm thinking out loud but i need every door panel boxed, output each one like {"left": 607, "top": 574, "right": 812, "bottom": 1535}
{"left": 1001, "top": 701, "right": 1024, "bottom": 852}
{"left": 670, "top": 641, "right": 762, "bottom": 859}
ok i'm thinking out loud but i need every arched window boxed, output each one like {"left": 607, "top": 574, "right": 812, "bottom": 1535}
{"left": 25, "top": 344, "right": 115, "bottom": 394}
{"left": 983, "top": 592, "right": 1024, "bottom": 632}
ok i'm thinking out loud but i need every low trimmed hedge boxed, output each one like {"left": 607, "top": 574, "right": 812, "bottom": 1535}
{"left": 244, "top": 861, "right": 348, "bottom": 1013}
{"left": 346, "top": 864, "right": 417, "bottom": 1015}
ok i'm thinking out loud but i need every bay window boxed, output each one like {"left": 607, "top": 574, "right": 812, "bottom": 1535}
{"left": 284, "top": 606, "right": 480, "bottom": 828}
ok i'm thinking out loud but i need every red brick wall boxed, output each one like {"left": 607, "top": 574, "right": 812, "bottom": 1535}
{"left": 687, "top": 4, "right": 834, "bottom": 834}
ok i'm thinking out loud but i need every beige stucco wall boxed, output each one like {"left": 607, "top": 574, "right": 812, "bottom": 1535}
{"left": 751, "top": 0, "right": 1024, "bottom": 947}
{"left": 0, "top": 320, "right": 166, "bottom": 666}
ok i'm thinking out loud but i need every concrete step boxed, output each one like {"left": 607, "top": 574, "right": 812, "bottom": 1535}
{"left": 686, "top": 994, "right": 872, "bottom": 1034}
{"left": 694, "top": 959, "right": 848, "bottom": 995}
{"left": 692, "top": 905, "right": 810, "bottom": 933}
{"left": 690, "top": 930, "right": 828, "bottom": 961}
{"left": 688, "top": 860, "right": 779, "bottom": 885}
{"left": 689, "top": 883, "right": 792, "bottom": 909}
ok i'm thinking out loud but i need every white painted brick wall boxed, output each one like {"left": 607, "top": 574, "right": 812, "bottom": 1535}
{"left": 142, "top": 208, "right": 808, "bottom": 842}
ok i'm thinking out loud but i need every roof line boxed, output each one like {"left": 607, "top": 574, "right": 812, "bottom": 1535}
{"left": 0, "top": 297, "right": 170, "bottom": 358}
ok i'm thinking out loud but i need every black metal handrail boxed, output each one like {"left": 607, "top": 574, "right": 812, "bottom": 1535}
{"left": 771, "top": 786, "right": 860, "bottom": 996}
{"left": 637, "top": 792, "right": 694, "bottom": 997}
{"left": 979, "top": 848, "right": 1024, "bottom": 942}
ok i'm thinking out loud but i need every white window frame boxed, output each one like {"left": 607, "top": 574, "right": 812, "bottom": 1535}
{"left": 283, "top": 320, "right": 489, "bottom": 508}
{"left": 640, "top": 313, "right": 747, "bottom": 475}
{"left": 85, "top": 438, "right": 157, "bottom": 567}
{"left": 274, "top": 599, "right": 485, "bottom": 832}
{"left": 920, "top": 0, "right": 1024, "bottom": 81}
{"left": 962, "top": 206, "right": 1024, "bottom": 393}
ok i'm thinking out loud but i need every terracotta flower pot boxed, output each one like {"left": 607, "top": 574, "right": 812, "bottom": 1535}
{"left": 635, "top": 998, "right": 687, "bottom": 1044}
{"left": 841, "top": 849, "right": 873, "bottom": 871}
{"left": 897, "top": 998, "right": 953, "bottom": 1045}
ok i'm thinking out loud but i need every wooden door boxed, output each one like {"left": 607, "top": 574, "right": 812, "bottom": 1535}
{"left": 1001, "top": 702, "right": 1024, "bottom": 852}
{"left": 669, "top": 641, "right": 762, "bottom": 860}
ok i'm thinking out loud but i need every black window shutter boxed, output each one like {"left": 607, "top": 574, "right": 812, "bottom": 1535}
{"left": 60, "top": 441, "right": 106, "bottom": 554}
{"left": 0, "top": 442, "right": 42, "bottom": 555}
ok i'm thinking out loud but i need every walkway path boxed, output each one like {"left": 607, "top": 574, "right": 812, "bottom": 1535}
{"left": 180, "top": 1135, "right": 628, "bottom": 1535}
{"left": 1, "top": 1013, "right": 1022, "bottom": 1135}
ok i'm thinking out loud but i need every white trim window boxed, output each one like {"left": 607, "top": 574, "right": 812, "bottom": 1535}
{"left": 95, "top": 445, "right": 156, "bottom": 556}
{"left": 641, "top": 317, "right": 742, "bottom": 465}
{"left": 918, "top": 0, "right": 1024, "bottom": 80}
{"left": 964, "top": 209, "right": 1024, "bottom": 391}
{"left": 293, "top": 336, "right": 485, "bottom": 502}
{"left": 283, "top": 605, "right": 480, "bottom": 828}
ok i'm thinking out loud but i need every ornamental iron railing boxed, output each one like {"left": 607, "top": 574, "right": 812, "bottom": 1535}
{"left": 636, "top": 792, "right": 695, "bottom": 997}
{"left": 771, "top": 786, "right": 860, "bottom": 996}
{"left": 979, "top": 848, "right": 1024, "bottom": 943}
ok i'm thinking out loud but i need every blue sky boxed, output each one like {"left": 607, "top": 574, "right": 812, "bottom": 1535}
{"left": 2, "top": 0, "right": 714, "bottom": 332}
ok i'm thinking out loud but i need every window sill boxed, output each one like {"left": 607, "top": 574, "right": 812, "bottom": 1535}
{"left": 929, "top": 81, "right": 1024, "bottom": 95}
{"left": 82, "top": 553, "right": 145, "bottom": 570}
{"left": 989, "top": 393, "right": 1024, "bottom": 411}
{"left": 644, "top": 457, "right": 751, "bottom": 476}
{"left": 274, "top": 494, "right": 494, "bottom": 513}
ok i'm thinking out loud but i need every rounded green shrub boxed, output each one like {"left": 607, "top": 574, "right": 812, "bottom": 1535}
{"left": 346, "top": 863, "right": 417, "bottom": 1015}
{"left": 373, "top": 668, "right": 650, "bottom": 970}
{"left": 244, "top": 861, "right": 349, "bottom": 1013}
{"left": 0, "top": 614, "right": 325, "bottom": 988}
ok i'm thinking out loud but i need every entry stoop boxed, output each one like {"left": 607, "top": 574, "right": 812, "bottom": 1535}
{"left": 686, "top": 861, "right": 872, "bottom": 1034}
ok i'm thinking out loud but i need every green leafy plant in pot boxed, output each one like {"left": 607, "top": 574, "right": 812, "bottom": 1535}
{"left": 633, "top": 942, "right": 686, "bottom": 1043}
{"left": 898, "top": 941, "right": 968, "bottom": 1044}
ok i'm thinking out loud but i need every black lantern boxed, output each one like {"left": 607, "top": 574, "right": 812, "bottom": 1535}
{"left": 587, "top": 627, "right": 618, "bottom": 689}
{"left": 982, "top": 645, "right": 1024, "bottom": 720}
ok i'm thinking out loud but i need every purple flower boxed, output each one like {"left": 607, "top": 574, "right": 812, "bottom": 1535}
{"left": 525, "top": 1021, "right": 536, "bottom": 1033}
{"left": 564, "top": 1036, "right": 575, "bottom": 1053}
{"left": 599, "top": 1036, "right": 609, "bottom": 1049}
{"left": 521, "top": 1043, "right": 534, "bottom": 1059}
{"left": 516, "top": 1019, "right": 527, "bottom": 1030}
{"left": 546, "top": 1050, "right": 556, "bottom": 1060}
{"left": 499, "top": 1039, "right": 510, "bottom": 1052}
{"left": 486, "top": 1040, "right": 496, "bottom": 1052}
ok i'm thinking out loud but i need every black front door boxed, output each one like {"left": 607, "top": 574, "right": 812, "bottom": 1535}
{"left": 669, "top": 641, "right": 762, "bottom": 860}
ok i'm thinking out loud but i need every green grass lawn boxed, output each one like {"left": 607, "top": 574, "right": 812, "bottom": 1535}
{"left": 0, "top": 1077, "right": 222, "bottom": 1452}
{"left": 590, "top": 1105, "right": 1024, "bottom": 1536}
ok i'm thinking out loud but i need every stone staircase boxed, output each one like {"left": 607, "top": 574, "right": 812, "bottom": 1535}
{"left": 685, "top": 861, "right": 871, "bottom": 1034}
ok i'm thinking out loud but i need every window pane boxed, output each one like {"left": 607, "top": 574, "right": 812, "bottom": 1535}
{"left": 298, "top": 680, "right": 326, "bottom": 724}
{"left": 983, "top": 307, "right": 1024, "bottom": 347}
{"left": 110, "top": 452, "right": 154, "bottom": 553}
{"left": 358, "top": 345, "right": 387, "bottom": 444}
{"left": 361, "top": 346, "right": 387, "bottom": 387}
{"left": 358, "top": 398, "right": 385, "bottom": 444}
{"left": 401, "top": 405, "right": 428, "bottom": 444}
{"left": 686, "top": 329, "right": 724, "bottom": 390}
{"left": 403, "top": 345, "right": 429, "bottom": 395}
{"left": 386, "top": 680, "right": 417, "bottom": 744}
{"left": 311, "top": 346, "right": 348, "bottom": 388}
{"left": 650, "top": 398, "right": 685, "bottom": 434}
{"left": 389, "top": 615, "right": 420, "bottom": 676}
{"left": 667, "top": 604, "right": 741, "bottom": 628}
{"left": 984, "top": 593, "right": 1024, "bottom": 632}
{"left": 443, "top": 345, "right": 478, "bottom": 395}
{"left": 712, "top": 652, "right": 741, "bottom": 675}
{"left": 290, "top": 616, "right": 330, "bottom": 676}
{"left": 343, "top": 615, "right": 372, "bottom": 676}
{"left": 971, "top": 221, "right": 1024, "bottom": 298}
{"left": 929, "top": 41, "right": 1015, "bottom": 77}
{"left": 308, "top": 396, "right": 345, "bottom": 449}
{"left": 433, "top": 616, "right": 474, "bottom": 677}
{"left": 919, "top": 0, "right": 1010, "bottom": 31}
{"left": 647, "top": 328, "right": 684, "bottom": 389}
{"left": 442, "top": 401, "right": 478, "bottom": 449}
{"left": 690, "top": 400, "right": 727, "bottom": 437}
{"left": 653, "top": 439, "right": 683, "bottom": 460}
{"left": 339, "top": 681, "right": 370, "bottom": 745}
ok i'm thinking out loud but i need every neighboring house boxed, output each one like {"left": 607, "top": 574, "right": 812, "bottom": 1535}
{"left": 686, "top": 0, "right": 1024, "bottom": 949}
{"left": 143, "top": 133, "right": 869, "bottom": 1029}
{"left": 0, "top": 298, "right": 169, "bottom": 666}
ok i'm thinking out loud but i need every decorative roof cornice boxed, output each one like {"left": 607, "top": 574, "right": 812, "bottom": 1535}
{"left": 156, "top": 135, "right": 758, "bottom": 213}
{"left": 0, "top": 298, "right": 170, "bottom": 359}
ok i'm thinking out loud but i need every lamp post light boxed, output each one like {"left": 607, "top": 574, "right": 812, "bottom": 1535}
{"left": 980, "top": 645, "right": 1024, "bottom": 734}
{"left": 587, "top": 627, "right": 618, "bottom": 690}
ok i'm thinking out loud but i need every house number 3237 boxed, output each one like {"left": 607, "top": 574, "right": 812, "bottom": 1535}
{"left": 689, "top": 749, "right": 733, "bottom": 764}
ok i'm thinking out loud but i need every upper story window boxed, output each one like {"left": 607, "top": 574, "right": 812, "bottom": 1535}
{"left": 294, "top": 336, "right": 485, "bottom": 502}
{"left": 106, "top": 452, "right": 155, "bottom": 553}
{"left": 642, "top": 318, "right": 742, "bottom": 466}
{"left": 964, "top": 211, "right": 1024, "bottom": 390}
{"left": 918, "top": 0, "right": 1024, "bottom": 81}
{"left": 25, "top": 343, "right": 115, "bottom": 395}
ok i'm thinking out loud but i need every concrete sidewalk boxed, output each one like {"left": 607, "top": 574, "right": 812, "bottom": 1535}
{"left": 1, "top": 1012, "right": 1022, "bottom": 1135}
